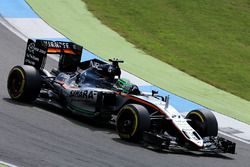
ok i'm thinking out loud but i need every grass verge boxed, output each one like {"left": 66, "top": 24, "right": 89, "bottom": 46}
{"left": 83, "top": 0, "right": 250, "bottom": 101}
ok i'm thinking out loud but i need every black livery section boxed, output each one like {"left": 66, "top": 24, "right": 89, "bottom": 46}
{"left": 24, "top": 39, "right": 82, "bottom": 72}
{"left": 24, "top": 39, "right": 47, "bottom": 69}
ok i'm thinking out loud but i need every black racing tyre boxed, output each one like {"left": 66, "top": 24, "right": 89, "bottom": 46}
{"left": 7, "top": 65, "right": 41, "bottom": 102}
{"left": 116, "top": 104, "right": 151, "bottom": 141}
{"left": 186, "top": 109, "right": 218, "bottom": 137}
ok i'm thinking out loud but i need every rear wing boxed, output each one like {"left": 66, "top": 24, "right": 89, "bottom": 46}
{"left": 24, "top": 39, "right": 83, "bottom": 72}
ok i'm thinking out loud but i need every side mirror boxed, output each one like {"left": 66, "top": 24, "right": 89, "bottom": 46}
{"left": 152, "top": 90, "right": 158, "bottom": 96}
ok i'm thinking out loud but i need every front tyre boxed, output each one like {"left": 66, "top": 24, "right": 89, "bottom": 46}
{"left": 7, "top": 65, "right": 41, "bottom": 102}
{"left": 116, "top": 104, "right": 150, "bottom": 141}
{"left": 186, "top": 109, "right": 218, "bottom": 137}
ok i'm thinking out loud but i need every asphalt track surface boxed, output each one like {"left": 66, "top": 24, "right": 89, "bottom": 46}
{"left": 0, "top": 23, "right": 249, "bottom": 167}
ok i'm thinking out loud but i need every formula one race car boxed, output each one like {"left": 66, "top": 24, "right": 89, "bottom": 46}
{"left": 7, "top": 39, "right": 236, "bottom": 154}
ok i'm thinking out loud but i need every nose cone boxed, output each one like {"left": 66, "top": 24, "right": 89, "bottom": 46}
{"left": 182, "top": 129, "right": 204, "bottom": 148}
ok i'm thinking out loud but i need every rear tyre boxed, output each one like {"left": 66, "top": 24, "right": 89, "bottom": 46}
{"left": 116, "top": 104, "right": 151, "bottom": 141}
{"left": 7, "top": 65, "right": 41, "bottom": 102}
{"left": 186, "top": 109, "right": 218, "bottom": 137}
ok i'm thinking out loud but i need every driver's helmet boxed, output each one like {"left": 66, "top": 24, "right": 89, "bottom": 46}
{"left": 113, "top": 78, "right": 140, "bottom": 94}
{"left": 96, "top": 64, "right": 121, "bottom": 82}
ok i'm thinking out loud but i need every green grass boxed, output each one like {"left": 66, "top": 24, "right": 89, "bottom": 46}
{"left": 83, "top": 0, "right": 250, "bottom": 101}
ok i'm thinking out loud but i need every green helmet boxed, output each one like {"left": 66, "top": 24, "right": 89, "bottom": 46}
{"left": 113, "top": 78, "right": 140, "bottom": 94}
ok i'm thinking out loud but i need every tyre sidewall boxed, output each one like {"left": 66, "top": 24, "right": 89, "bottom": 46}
{"left": 186, "top": 109, "right": 218, "bottom": 137}
{"left": 117, "top": 105, "right": 139, "bottom": 139}
{"left": 7, "top": 65, "right": 41, "bottom": 102}
{"left": 117, "top": 104, "right": 150, "bottom": 141}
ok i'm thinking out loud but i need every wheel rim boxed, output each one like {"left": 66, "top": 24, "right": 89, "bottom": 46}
{"left": 8, "top": 68, "right": 25, "bottom": 98}
{"left": 117, "top": 108, "right": 138, "bottom": 138}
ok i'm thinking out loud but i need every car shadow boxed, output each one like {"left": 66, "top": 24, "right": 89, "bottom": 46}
{"left": 112, "top": 138, "right": 235, "bottom": 160}
{"left": 3, "top": 97, "right": 235, "bottom": 159}
{"left": 3, "top": 97, "right": 117, "bottom": 134}
{"left": 3, "top": 97, "right": 35, "bottom": 107}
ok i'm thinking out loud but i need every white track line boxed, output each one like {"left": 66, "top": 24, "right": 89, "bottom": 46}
{"left": 0, "top": 161, "right": 18, "bottom": 167}
{"left": 0, "top": 16, "right": 27, "bottom": 41}
{"left": 6, "top": 18, "right": 65, "bottom": 39}
{"left": 219, "top": 131, "right": 250, "bottom": 145}
{"left": 0, "top": 17, "right": 60, "bottom": 62}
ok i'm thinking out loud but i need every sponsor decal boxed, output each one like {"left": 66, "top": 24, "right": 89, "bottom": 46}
{"left": 24, "top": 39, "right": 47, "bottom": 69}
{"left": 70, "top": 90, "right": 97, "bottom": 99}
{"left": 27, "top": 42, "right": 46, "bottom": 55}
{"left": 90, "top": 61, "right": 101, "bottom": 69}
{"left": 27, "top": 42, "right": 35, "bottom": 54}
{"left": 45, "top": 41, "right": 70, "bottom": 49}
{"left": 24, "top": 59, "right": 35, "bottom": 66}
{"left": 26, "top": 53, "right": 40, "bottom": 62}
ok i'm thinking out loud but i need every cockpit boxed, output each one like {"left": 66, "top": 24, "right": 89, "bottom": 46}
{"left": 72, "top": 59, "right": 140, "bottom": 94}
